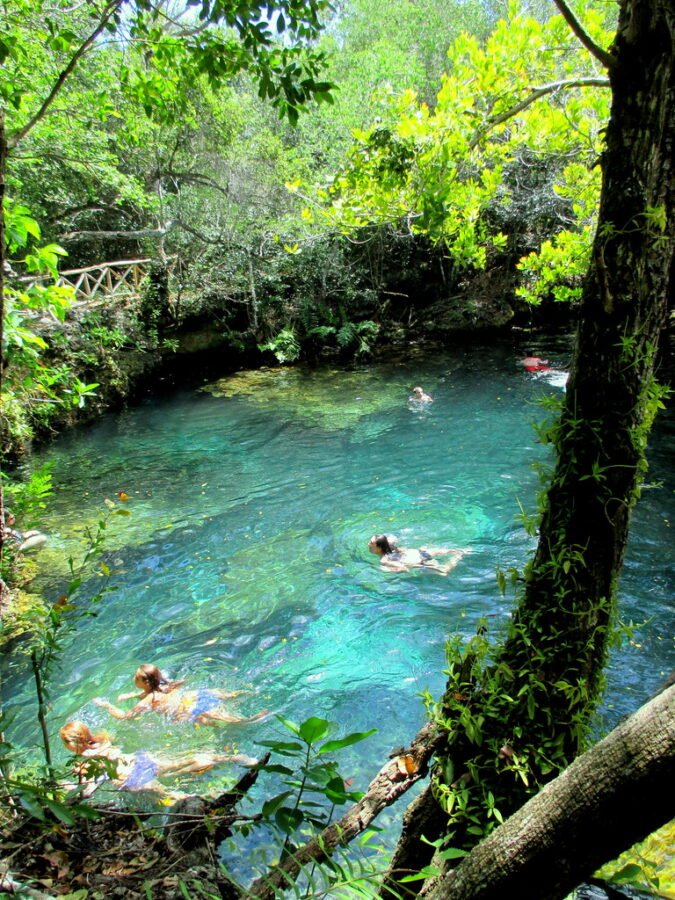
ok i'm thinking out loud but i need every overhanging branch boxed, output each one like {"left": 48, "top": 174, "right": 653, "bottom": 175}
{"left": 553, "top": 0, "right": 615, "bottom": 69}
{"left": 7, "top": 0, "right": 127, "bottom": 151}
{"left": 470, "top": 78, "right": 610, "bottom": 149}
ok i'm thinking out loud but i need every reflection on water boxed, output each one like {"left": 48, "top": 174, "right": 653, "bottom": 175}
{"left": 3, "top": 338, "right": 674, "bottom": 844}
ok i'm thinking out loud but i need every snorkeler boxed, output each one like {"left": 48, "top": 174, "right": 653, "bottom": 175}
{"left": 59, "top": 720, "right": 258, "bottom": 795}
{"left": 368, "top": 534, "right": 469, "bottom": 575}
{"left": 93, "top": 664, "right": 267, "bottom": 726}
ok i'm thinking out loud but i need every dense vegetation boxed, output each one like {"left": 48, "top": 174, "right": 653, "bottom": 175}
{"left": 0, "top": 0, "right": 673, "bottom": 898}
{"left": 1, "top": 0, "right": 620, "bottom": 461}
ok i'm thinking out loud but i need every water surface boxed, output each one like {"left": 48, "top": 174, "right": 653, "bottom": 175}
{"left": 5, "top": 338, "right": 673, "bottom": 837}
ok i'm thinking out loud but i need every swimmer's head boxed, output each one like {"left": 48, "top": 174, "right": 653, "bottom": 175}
{"left": 134, "top": 664, "right": 166, "bottom": 693}
{"left": 60, "top": 721, "right": 108, "bottom": 755}
{"left": 368, "top": 534, "right": 397, "bottom": 556}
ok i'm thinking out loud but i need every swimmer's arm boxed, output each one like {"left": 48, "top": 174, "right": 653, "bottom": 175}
{"left": 93, "top": 697, "right": 143, "bottom": 719}
{"left": 117, "top": 690, "right": 144, "bottom": 701}
{"left": 422, "top": 546, "right": 471, "bottom": 556}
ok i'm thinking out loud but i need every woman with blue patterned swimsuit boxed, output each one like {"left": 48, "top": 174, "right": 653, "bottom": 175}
{"left": 367, "top": 533, "right": 470, "bottom": 575}
{"left": 94, "top": 664, "right": 267, "bottom": 726}
{"left": 59, "top": 721, "right": 258, "bottom": 794}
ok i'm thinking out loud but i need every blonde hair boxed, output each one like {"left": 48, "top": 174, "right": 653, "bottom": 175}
{"left": 59, "top": 721, "right": 108, "bottom": 755}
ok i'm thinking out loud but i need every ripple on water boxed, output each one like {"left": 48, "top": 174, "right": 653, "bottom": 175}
{"left": 4, "top": 341, "right": 673, "bottom": 841}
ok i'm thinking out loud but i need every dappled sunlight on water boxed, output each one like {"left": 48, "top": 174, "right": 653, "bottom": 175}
{"left": 4, "top": 339, "right": 673, "bottom": 845}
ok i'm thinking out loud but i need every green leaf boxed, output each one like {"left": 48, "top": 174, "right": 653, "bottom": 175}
{"left": 257, "top": 739, "right": 303, "bottom": 755}
{"left": 318, "top": 728, "right": 377, "bottom": 754}
{"left": 399, "top": 865, "right": 441, "bottom": 883}
{"left": 258, "top": 763, "right": 294, "bottom": 775}
{"left": 298, "top": 716, "right": 331, "bottom": 744}
{"left": 17, "top": 791, "right": 46, "bottom": 821}
{"left": 275, "top": 714, "right": 301, "bottom": 736}
{"left": 438, "top": 846, "right": 468, "bottom": 861}
{"left": 262, "top": 790, "right": 293, "bottom": 817}
{"left": 610, "top": 863, "right": 647, "bottom": 886}
{"left": 275, "top": 806, "right": 304, "bottom": 834}
{"left": 44, "top": 798, "right": 76, "bottom": 825}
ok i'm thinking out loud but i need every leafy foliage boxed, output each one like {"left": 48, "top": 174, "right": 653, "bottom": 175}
{"left": 256, "top": 714, "right": 375, "bottom": 845}
{"left": 301, "top": 7, "right": 611, "bottom": 299}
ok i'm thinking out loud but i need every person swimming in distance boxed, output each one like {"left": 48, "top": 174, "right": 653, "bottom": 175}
{"left": 519, "top": 356, "right": 551, "bottom": 373}
{"left": 409, "top": 386, "right": 433, "bottom": 402}
{"left": 368, "top": 534, "right": 469, "bottom": 575}
{"left": 59, "top": 720, "right": 258, "bottom": 795}
{"left": 93, "top": 663, "right": 267, "bottom": 726}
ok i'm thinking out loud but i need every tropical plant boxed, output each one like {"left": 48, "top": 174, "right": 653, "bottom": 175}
{"left": 256, "top": 714, "right": 376, "bottom": 849}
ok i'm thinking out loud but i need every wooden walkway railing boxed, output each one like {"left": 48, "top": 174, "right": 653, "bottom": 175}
{"left": 22, "top": 259, "right": 151, "bottom": 305}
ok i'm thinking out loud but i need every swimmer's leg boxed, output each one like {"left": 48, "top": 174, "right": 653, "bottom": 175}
{"left": 197, "top": 709, "right": 269, "bottom": 726}
{"left": 439, "top": 549, "right": 469, "bottom": 575}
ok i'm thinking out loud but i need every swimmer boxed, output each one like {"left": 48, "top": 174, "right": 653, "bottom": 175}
{"left": 368, "top": 534, "right": 469, "bottom": 575}
{"left": 519, "top": 356, "right": 550, "bottom": 373}
{"left": 94, "top": 664, "right": 267, "bottom": 726}
{"left": 2, "top": 510, "right": 47, "bottom": 553}
{"left": 59, "top": 720, "right": 258, "bottom": 795}
{"left": 409, "top": 386, "right": 433, "bottom": 402}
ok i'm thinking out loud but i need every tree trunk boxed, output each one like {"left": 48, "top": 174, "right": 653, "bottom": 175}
{"left": 424, "top": 683, "right": 675, "bottom": 900}
{"left": 505, "top": 0, "right": 675, "bottom": 722}
{"left": 388, "top": 0, "right": 674, "bottom": 888}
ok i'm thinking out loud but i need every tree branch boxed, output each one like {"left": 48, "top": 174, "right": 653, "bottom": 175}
{"left": 470, "top": 78, "right": 610, "bottom": 149}
{"left": 46, "top": 203, "right": 139, "bottom": 226}
{"left": 59, "top": 224, "right": 174, "bottom": 241}
{"left": 424, "top": 683, "right": 675, "bottom": 900}
{"left": 163, "top": 171, "right": 230, "bottom": 196}
{"left": 552, "top": 0, "right": 615, "bottom": 69}
{"left": 7, "top": 0, "right": 127, "bottom": 151}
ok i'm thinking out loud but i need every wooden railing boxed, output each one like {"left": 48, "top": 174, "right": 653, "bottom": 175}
{"left": 22, "top": 259, "right": 151, "bottom": 304}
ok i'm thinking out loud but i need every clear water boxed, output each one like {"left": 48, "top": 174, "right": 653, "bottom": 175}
{"left": 4, "top": 336, "right": 674, "bottom": 835}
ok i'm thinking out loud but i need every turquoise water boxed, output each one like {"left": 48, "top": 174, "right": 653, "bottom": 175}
{"left": 4, "top": 338, "right": 674, "bottom": 818}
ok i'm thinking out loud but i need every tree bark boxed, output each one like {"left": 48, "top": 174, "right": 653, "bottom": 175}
{"left": 425, "top": 683, "right": 675, "bottom": 900}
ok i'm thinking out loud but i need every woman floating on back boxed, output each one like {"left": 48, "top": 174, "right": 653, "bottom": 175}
{"left": 94, "top": 664, "right": 267, "bottom": 726}
{"left": 368, "top": 534, "right": 470, "bottom": 575}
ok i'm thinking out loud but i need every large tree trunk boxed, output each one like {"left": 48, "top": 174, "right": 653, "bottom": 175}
{"left": 425, "top": 682, "right": 675, "bottom": 900}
